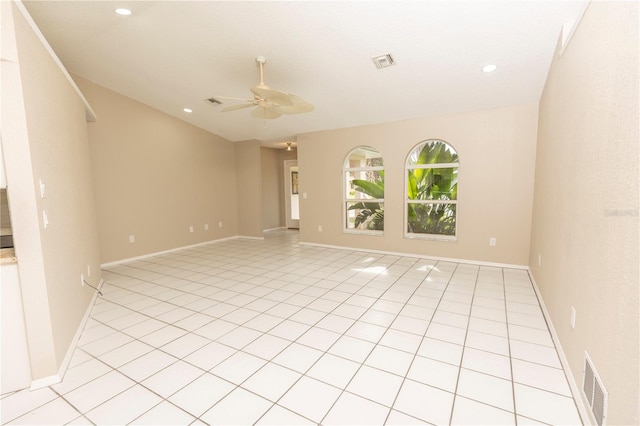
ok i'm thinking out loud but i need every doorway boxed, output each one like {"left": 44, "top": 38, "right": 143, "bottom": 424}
{"left": 284, "top": 160, "right": 299, "bottom": 229}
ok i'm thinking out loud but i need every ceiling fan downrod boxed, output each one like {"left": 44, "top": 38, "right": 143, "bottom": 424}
{"left": 256, "top": 56, "right": 267, "bottom": 88}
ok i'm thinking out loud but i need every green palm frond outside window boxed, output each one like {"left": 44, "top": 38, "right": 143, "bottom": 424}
{"left": 406, "top": 140, "right": 459, "bottom": 237}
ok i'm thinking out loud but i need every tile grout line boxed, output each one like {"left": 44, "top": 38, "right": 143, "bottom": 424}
{"left": 314, "top": 257, "right": 431, "bottom": 425}
{"left": 504, "top": 267, "right": 519, "bottom": 426}
{"left": 253, "top": 255, "right": 421, "bottom": 424}
{"left": 381, "top": 261, "right": 462, "bottom": 425}
{"left": 447, "top": 263, "right": 481, "bottom": 425}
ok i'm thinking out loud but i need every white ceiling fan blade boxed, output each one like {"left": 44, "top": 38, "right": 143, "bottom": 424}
{"left": 250, "top": 86, "right": 294, "bottom": 106}
{"left": 278, "top": 94, "right": 314, "bottom": 114}
{"left": 216, "top": 95, "right": 255, "bottom": 102}
{"left": 215, "top": 57, "right": 311, "bottom": 120}
{"left": 251, "top": 106, "right": 282, "bottom": 119}
{"left": 221, "top": 103, "right": 255, "bottom": 112}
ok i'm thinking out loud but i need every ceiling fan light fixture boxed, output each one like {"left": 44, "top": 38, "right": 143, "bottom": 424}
{"left": 286, "top": 142, "right": 292, "bottom": 151}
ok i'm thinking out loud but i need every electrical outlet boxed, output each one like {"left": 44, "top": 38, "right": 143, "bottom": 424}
{"left": 43, "top": 210, "right": 49, "bottom": 229}
{"left": 129, "top": 234, "right": 135, "bottom": 243}
{"left": 570, "top": 306, "right": 576, "bottom": 328}
{"left": 205, "top": 224, "right": 209, "bottom": 230}
{"left": 218, "top": 221, "right": 223, "bottom": 228}
{"left": 189, "top": 226, "right": 194, "bottom": 233}
{"left": 81, "top": 273, "right": 85, "bottom": 286}
{"left": 489, "top": 237, "right": 496, "bottom": 246}
{"left": 318, "top": 225, "right": 323, "bottom": 232}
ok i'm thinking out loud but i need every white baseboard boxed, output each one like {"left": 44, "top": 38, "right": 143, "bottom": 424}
{"left": 29, "top": 374, "right": 61, "bottom": 390}
{"left": 527, "top": 269, "right": 592, "bottom": 425}
{"left": 263, "top": 226, "right": 286, "bottom": 232}
{"left": 30, "top": 278, "right": 104, "bottom": 391}
{"left": 101, "top": 236, "right": 246, "bottom": 268}
{"left": 299, "top": 241, "right": 528, "bottom": 270}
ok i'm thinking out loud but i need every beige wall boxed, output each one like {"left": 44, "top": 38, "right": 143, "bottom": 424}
{"left": 235, "top": 140, "right": 263, "bottom": 237}
{"left": 298, "top": 103, "right": 538, "bottom": 265}
{"left": 2, "top": 3, "right": 101, "bottom": 380}
{"left": 530, "top": 3, "right": 639, "bottom": 425}
{"left": 74, "top": 77, "right": 239, "bottom": 263}
{"left": 261, "top": 147, "right": 282, "bottom": 230}
{"left": 261, "top": 147, "right": 298, "bottom": 230}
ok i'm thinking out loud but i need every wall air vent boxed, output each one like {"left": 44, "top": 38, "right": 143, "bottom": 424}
{"left": 205, "top": 97, "right": 222, "bottom": 105}
{"left": 371, "top": 54, "right": 396, "bottom": 69}
{"left": 583, "top": 352, "right": 608, "bottom": 426}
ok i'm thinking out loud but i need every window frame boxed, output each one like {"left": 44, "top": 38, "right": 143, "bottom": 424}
{"left": 343, "top": 146, "right": 385, "bottom": 236}
{"left": 404, "top": 140, "right": 459, "bottom": 241}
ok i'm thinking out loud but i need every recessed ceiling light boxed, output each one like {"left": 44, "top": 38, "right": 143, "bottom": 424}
{"left": 114, "top": 8, "right": 132, "bottom": 16}
{"left": 183, "top": 108, "right": 192, "bottom": 113}
{"left": 482, "top": 64, "right": 498, "bottom": 73}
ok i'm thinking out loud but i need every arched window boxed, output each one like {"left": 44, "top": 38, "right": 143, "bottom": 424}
{"left": 343, "top": 146, "right": 384, "bottom": 233}
{"left": 405, "top": 139, "right": 459, "bottom": 240}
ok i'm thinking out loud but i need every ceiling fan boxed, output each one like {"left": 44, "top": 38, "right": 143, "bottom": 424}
{"left": 216, "top": 56, "right": 313, "bottom": 119}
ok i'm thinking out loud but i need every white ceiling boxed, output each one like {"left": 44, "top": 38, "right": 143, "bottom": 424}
{"left": 23, "top": 1, "right": 587, "bottom": 147}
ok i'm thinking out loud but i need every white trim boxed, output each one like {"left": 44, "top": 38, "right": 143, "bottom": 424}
{"left": 404, "top": 233, "right": 457, "bottom": 242}
{"left": 300, "top": 241, "right": 527, "bottom": 270}
{"left": 263, "top": 226, "right": 286, "bottom": 232}
{"left": 29, "top": 374, "right": 61, "bottom": 390}
{"left": 29, "top": 279, "right": 104, "bottom": 390}
{"left": 406, "top": 162, "right": 459, "bottom": 170}
{"left": 527, "top": 268, "right": 592, "bottom": 425}
{"left": 101, "top": 236, "right": 247, "bottom": 268}
{"left": 343, "top": 229, "right": 384, "bottom": 236}
{"left": 344, "top": 166, "right": 385, "bottom": 172}
{"left": 559, "top": 1, "right": 590, "bottom": 57}
{"left": 407, "top": 199, "right": 458, "bottom": 205}
{"left": 13, "top": 1, "right": 97, "bottom": 122}
{"left": 346, "top": 198, "right": 384, "bottom": 203}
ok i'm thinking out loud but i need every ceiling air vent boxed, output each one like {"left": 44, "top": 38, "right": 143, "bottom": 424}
{"left": 371, "top": 54, "right": 396, "bottom": 69}
{"left": 205, "top": 97, "right": 222, "bottom": 105}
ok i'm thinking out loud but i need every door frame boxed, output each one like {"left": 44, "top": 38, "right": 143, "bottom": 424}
{"left": 284, "top": 160, "right": 299, "bottom": 229}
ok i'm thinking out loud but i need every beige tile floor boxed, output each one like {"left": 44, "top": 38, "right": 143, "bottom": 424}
{"left": 1, "top": 230, "right": 583, "bottom": 425}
